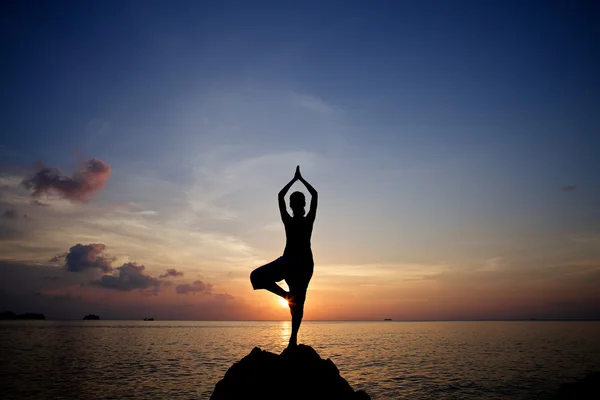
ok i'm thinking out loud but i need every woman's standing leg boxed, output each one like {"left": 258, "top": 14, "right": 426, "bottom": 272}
{"left": 288, "top": 291, "right": 306, "bottom": 347}
{"left": 286, "top": 263, "right": 313, "bottom": 347}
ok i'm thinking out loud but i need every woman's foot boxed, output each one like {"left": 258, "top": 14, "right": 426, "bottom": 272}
{"left": 288, "top": 334, "right": 298, "bottom": 348}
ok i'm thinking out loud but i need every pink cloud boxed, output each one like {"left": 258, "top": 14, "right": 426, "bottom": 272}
{"left": 22, "top": 158, "right": 111, "bottom": 202}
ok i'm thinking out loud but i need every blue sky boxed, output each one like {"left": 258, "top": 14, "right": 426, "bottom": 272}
{"left": 1, "top": 1, "right": 599, "bottom": 320}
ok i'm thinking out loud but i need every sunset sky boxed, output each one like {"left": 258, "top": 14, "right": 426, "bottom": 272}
{"left": 1, "top": 1, "right": 599, "bottom": 320}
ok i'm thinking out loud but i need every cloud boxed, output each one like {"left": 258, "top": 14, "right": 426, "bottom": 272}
{"left": 22, "top": 158, "right": 111, "bottom": 202}
{"left": 55, "top": 243, "right": 115, "bottom": 272}
{"left": 159, "top": 268, "right": 184, "bottom": 278}
{"left": 91, "top": 262, "right": 161, "bottom": 292}
{"left": 0, "top": 174, "right": 24, "bottom": 188}
{"left": 0, "top": 261, "right": 249, "bottom": 320}
{"left": 175, "top": 280, "right": 213, "bottom": 295}
{"left": 32, "top": 200, "right": 50, "bottom": 206}
{"left": 0, "top": 261, "right": 84, "bottom": 298}
{"left": 2, "top": 208, "right": 28, "bottom": 220}
{"left": 3, "top": 208, "right": 18, "bottom": 219}
{"left": 214, "top": 293, "right": 234, "bottom": 302}
{"left": 318, "top": 262, "right": 449, "bottom": 283}
{"left": 479, "top": 257, "right": 504, "bottom": 272}
{"left": 291, "top": 93, "right": 337, "bottom": 115}
{"left": 561, "top": 185, "right": 577, "bottom": 192}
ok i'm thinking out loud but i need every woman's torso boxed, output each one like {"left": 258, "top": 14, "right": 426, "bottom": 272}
{"left": 283, "top": 216, "right": 314, "bottom": 261}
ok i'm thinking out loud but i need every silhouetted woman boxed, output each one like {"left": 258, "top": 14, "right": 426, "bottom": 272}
{"left": 250, "top": 165, "right": 317, "bottom": 347}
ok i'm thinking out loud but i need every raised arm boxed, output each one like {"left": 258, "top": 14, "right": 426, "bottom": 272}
{"left": 297, "top": 168, "right": 318, "bottom": 221}
{"left": 278, "top": 175, "right": 297, "bottom": 221}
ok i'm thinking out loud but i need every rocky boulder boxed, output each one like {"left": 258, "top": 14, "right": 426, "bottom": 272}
{"left": 211, "top": 345, "right": 370, "bottom": 400}
{"left": 557, "top": 372, "right": 600, "bottom": 399}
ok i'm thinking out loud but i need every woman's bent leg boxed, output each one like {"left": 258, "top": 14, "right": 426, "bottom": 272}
{"left": 250, "top": 258, "right": 288, "bottom": 299}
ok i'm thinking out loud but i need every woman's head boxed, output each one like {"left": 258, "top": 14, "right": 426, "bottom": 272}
{"left": 289, "top": 191, "right": 306, "bottom": 217}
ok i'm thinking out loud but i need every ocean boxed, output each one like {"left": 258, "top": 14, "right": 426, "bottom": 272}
{"left": 1, "top": 321, "right": 599, "bottom": 399}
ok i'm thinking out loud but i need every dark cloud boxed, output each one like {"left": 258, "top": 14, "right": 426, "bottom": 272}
{"left": 2, "top": 208, "right": 29, "bottom": 219}
{"left": 22, "top": 158, "right": 111, "bottom": 202}
{"left": 0, "top": 287, "right": 249, "bottom": 320}
{"left": 31, "top": 200, "right": 49, "bottom": 206}
{"left": 159, "top": 268, "right": 184, "bottom": 278}
{"left": 56, "top": 243, "right": 115, "bottom": 272}
{"left": 0, "top": 261, "right": 248, "bottom": 320}
{"left": 49, "top": 254, "right": 64, "bottom": 263}
{"left": 0, "top": 217, "right": 30, "bottom": 240}
{"left": 175, "top": 280, "right": 213, "bottom": 295}
{"left": 214, "top": 293, "right": 234, "bottom": 302}
{"left": 91, "top": 262, "right": 161, "bottom": 292}
{"left": 561, "top": 185, "right": 577, "bottom": 192}
{"left": 0, "top": 291, "right": 83, "bottom": 319}
{"left": 3, "top": 208, "right": 18, "bottom": 219}
{"left": 0, "top": 261, "right": 79, "bottom": 296}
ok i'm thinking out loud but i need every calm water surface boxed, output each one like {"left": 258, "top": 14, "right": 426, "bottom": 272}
{"left": 1, "top": 321, "right": 599, "bottom": 399}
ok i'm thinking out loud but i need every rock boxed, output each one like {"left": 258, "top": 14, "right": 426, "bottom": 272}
{"left": 557, "top": 372, "right": 600, "bottom": 399}
{"left": 211, "top": 344, "right": 370, "bottom": 400}
{"left": 0, "top": 311, "right": 17, "bottom": 320}
{"left": 82, "top": 314, "right": 100, "bottom": 320}
{"left": 0, "top": 310, "right": 45, "bottom": 320}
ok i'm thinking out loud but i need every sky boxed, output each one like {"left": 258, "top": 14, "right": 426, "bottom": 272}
{"left": 1, "top": 0, "right": 599, "bottom": 320}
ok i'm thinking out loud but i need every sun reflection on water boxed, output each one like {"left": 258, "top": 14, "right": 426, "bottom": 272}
{"left": 279, "top": 320, "right": 291, "bottom": 347}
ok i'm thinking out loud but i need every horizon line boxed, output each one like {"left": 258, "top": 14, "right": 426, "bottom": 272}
{"left": 4, "top": 318, "right": 600, "bottom": 322}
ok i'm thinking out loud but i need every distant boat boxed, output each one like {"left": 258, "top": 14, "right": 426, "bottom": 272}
{"left": 384, "top": 318, "right": 392, "bottom": 321}
{"left": 143, "top": 317, "right": 154, "bottom": 321}
{"left": 83, "top": 314, "right": 99, "bottom": 320}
